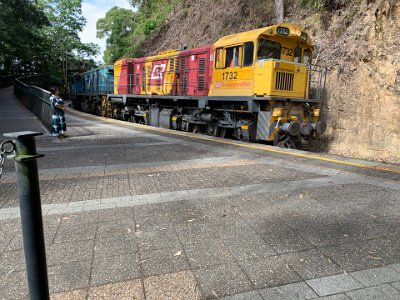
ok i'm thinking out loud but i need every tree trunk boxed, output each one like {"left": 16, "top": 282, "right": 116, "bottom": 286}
{"left": 275, "top": 0, "right": 284, "bottom": 24}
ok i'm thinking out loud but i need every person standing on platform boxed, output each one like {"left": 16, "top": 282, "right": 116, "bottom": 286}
{"left": 49, "top": 86, "right": 67, "bottom": 139}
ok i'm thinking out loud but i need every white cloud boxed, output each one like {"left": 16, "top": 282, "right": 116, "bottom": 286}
{"left": 79, "top": 0, "right": 133, "bottom": 63}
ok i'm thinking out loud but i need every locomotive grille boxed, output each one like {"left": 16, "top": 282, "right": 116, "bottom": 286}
{"left": 198, "top": 76, "right": 205, "bottom": 91}
{"left": 169, "top": 58, "right": 178, "bottom": 71}
{"left": 275, "top": 72, "right": 294, "bottom": 91}
{"left": 179, "top": 57, "right": 187, "bottom": 72}
{"left": 179, "top": 57, "right": 187, "bottom": 93}
{"left": 199, "top": 58, "right": 206, "bottom": 75}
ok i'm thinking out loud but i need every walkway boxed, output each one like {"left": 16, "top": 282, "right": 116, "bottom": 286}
{"left": 1, "top": 86, "right": 400, "bottom": 299}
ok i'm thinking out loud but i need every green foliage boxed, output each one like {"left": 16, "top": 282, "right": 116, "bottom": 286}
{"left": 99, "top": 0, "right": 182, "bottom": 62}
{"left": 144, "top": 19, "right": 157, "bottom": 35}
{"left": 0, "top": 0, "right": 49, "bottom": 75}
{"left": 38, "top": 0, "right": 99, "bottom": 89}
{"left": 0, "top": 0, "right": 99, "bottom": 89}
{"left": 301, "top": 0, "right": 348, "bottom": 12}
{"left": 96, "top": 7, "right": 136, "bottom": 63}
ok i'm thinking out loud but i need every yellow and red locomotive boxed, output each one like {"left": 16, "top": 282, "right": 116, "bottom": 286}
{"left": 78, "top": 23, "right": 327, "bottom": 149}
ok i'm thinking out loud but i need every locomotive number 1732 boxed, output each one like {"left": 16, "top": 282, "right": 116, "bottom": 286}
{"left": 222, "top": 71, "right": 238, "bottom": 80}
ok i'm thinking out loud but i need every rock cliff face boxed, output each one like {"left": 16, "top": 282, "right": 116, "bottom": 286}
{"left": 140, "top": 0, "right": 399, "bottom": 164}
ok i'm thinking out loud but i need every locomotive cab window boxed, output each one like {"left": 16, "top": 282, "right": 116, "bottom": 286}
{"left": 257, "top": 39, "right": 281, "bottom": 60}
{"left": 294, "top": 46, "right": 302, "bottom": 63}
{"left": 215, "top": 48, "right": 224, "bottom": 69}
{"left": 243, "top": 42, "right": 254, "bottom": 66}
{"left": 225, "top": 46, "right": 240, "bottom": 68}
{"left": 303, "top": 49, "right": 312, "bottom": 65}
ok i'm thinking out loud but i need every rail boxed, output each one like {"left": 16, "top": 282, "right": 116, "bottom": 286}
{"left": 14, "top": 75, "right": 52, "bottom": 131}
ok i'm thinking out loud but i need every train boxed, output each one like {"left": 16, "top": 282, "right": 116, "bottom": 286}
{"left": 70, "top": 23, "right": 327, "bottom": 149}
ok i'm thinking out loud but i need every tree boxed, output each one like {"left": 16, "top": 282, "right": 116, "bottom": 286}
{"left": 0, "top": 0, "right": 49, "bottom": 74}
{"left": 275, "top": 0, "right": 284, "bottom": 24}
{"left": 38, "top": 0, "right": 99, "bottom": 90}
{"left": 96, "top": 7, "right": 136, "bottom": 63}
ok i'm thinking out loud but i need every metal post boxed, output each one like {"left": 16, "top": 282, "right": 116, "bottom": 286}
{"left": 4, "top": 131, "right": 49, "bottom": 300}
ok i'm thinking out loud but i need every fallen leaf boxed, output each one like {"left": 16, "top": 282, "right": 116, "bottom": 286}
{"left": 136, "top": 224, "right": 140, "bottom": 228}
{"left": 187, "top": 219, "right": 195, "bottom": 223}
{"left": 127, "top": 228, "right": 132, "bottom": 234}
{"left": 212, "top": 290, "right": 219, "bottom": 299}
{"left": 368, "top": 254, "right": 383, "bottom": 260}
{"left": 174, "top": 251, "right": 182, "bottom": 256}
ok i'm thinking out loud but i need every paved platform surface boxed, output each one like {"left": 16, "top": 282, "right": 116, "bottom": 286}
{"left": 1, "top": 85, "right": 400, "bottom": 299}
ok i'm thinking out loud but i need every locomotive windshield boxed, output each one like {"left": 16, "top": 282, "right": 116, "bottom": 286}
{"left": 257, "top": 39, "right": 281, "bottom": 60}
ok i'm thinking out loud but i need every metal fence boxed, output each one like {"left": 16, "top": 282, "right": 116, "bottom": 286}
{"left": 0, "top": 74, "right": 16, "bottom": 88}
{"left": 14, "top": 76, "right": 52, "bottom": 132}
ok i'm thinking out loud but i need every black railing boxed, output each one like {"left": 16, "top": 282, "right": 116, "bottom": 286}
{"left": 14, "top": 76, "right": 52, "bottom": 131}
{"left": 0, "top": 74, "right": 16, "bottom": 88}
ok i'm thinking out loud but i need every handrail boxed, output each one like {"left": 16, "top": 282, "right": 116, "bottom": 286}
{"left": 0, "top": 74, "right": 16, "bottom": 88}
{"left": 13, "top": 75, "right": 52, "bottom": 131}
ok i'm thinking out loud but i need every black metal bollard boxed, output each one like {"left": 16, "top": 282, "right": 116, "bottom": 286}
{"left": 4, "top": 131, "right": 49, "bottom": 300}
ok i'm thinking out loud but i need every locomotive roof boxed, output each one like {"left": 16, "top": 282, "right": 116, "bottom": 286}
{"left": 213, "top": 23, "right": 314, "bottom": 49}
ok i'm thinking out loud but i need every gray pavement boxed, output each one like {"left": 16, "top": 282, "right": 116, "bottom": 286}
{"left": 1, "top": 85, "right": 400, "bottom": 299}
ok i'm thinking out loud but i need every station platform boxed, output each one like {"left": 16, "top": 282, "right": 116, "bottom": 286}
{"left": 1, "top": 85, "right": 400, "bottom": 299}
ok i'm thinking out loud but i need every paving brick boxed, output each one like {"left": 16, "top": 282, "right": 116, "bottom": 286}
{"left": 389, "top": 263, "right": 400, "bottom": 273}
{"left": 263, "top": 229, "right": 315, "bottom": 254}
{"left": 238, "top": 256, "right": 301, "bottom": 289}
{"left": 139, "top": 247, "right": 189, "bottom": 277}
{"left": 144, "top": 271, "right": 201, "bottom": 300}
{"left": 391, "top": 281, "right": 400, "bottom": 291}
{"left": 137, "top": 228, "right": 181, "bottom": 252}
{"left": 317, "top": 294, "right": 351, "bottom": 299}
{"left": 0, "top": 249, "right": 26, "bottom": 275}
{"left": 193, "top": 263, "right": 253, "bottom": 298}
{"left": 90, "top": 253, "right": 140, "bottom": 286}
{"left": 258, "top": 282, "right": 317, "bottom": 299}
{"left": 321, "top": 240, "right": 387, "bottom": 272}
{"left": 306, "top": 273, "right": 363, "bottom": 296}
{"left": 47, "top": 239, "right": 94, "bottom": 265}
{"left": 282, "top": 249, "right": 343, "bottom": 280}
{"left": 48, "top": 260, "right": 92, "bottom": 294}
{"left": 0, "top": 270, "right": 28, "bottom": 299}
{"left": 51, "top": 289, "right": 88, "bottom": 300}
{"left": 88, "top": 279, "right": 144, "bottom": 299}
{"left": 220, "top": 291, "right": 263, "bottom": 300}
{"left": 184, "top": 241, "right": 234, "bottom": 269}
{"left": 351, "top": 266, "right": 400, "bottom": 287}
{"left": 222, "top": 233, "right": 276, "bottom": 261}
{"left": 93, "top": 236, "right": 138, "bottom": 258}
{"left": 346, "top": 284, "right": 400, "bottom": 300}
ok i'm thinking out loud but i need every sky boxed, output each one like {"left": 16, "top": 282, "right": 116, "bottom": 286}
{"left": 79, "top": 0, "right": 133, "bottom": 63}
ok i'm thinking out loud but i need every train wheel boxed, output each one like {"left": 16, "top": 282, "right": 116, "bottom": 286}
{"left": 219, "top": 128, "right": 233, "bottom": 138}
{"left": 219, "top": 127, "right": 227, "bottom": 138}
{"left": 207, "top": 125, "right": 218, "bottom": 136}
{"left": 192, "top": 124, "right": 200, "bottom": 134}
